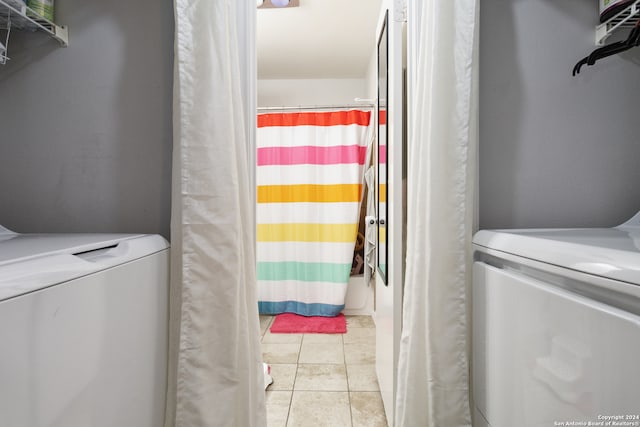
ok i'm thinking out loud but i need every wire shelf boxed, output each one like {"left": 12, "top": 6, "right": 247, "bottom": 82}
{"left": 0, "top": 39, "right": 7, "bottom": 64}
{"left": 0, "top": 0, "right": 68, "bottom": 46}
{"left": 596, "top": 0, "right": 640, "bottom": 45}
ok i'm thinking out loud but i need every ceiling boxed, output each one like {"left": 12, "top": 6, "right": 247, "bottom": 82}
{"left": 257, "top": 0, "right": 383, "bottom": 80}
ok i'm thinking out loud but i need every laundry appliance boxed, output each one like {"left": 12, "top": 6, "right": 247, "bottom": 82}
{"left": 472, "top": 213, "right": 640, "bottom": 426}
{"left": 0, "top": 225, "right": 169, "bottom": 427}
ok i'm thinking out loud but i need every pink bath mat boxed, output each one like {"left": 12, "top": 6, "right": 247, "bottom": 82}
{"left": 270, "top": 313, "right": 347, "bottom": 334}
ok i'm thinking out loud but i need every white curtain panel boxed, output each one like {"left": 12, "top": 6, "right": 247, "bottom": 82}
{"left": 166, "top": 1, "right": 265, "bottom": 426}
{"left": 395, "top": 0, "right": 479, "bottom": 426}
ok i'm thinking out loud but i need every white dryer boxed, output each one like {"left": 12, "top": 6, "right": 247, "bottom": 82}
{"left": 0, "top": 225, "right": 169, "bottom": 427}
{"left": 472, "top": 213, "right": 640, "bottom": 427}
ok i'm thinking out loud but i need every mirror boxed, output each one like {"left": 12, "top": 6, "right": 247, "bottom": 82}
{"left": 377, "top": 11, "right": 388, "bottom": 285}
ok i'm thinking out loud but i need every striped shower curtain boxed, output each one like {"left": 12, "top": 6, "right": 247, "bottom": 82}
{"left": 257, "top": 110, "right": 372, "bottom": 317}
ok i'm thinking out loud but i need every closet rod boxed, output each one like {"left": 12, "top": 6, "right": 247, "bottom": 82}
{"left": 257, "top": 103, "right": 375, "bottom": 112}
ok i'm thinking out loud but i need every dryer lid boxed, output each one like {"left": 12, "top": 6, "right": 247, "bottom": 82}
{"left": 0, "top": 230, "right": 168, "bottom": 302}
{"left": 473, "top": 212, "right": 640, "bottom": 286}
{"left": 0, "top": 232, "right": 144, "bottom": 266}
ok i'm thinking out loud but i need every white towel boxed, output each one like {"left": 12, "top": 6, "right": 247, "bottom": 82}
{"left": 364, "top": 166, "right": 376, "bottom": 287}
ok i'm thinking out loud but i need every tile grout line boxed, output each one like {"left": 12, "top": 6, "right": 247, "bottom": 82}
{"left": 284, "top": 332, "right": 304, "bottom": 427}
{"left": 343, "top": 329, "right": 355, "bottom": 427}
{"left": 285, "top": 353, "right": 299, "bottom": 427}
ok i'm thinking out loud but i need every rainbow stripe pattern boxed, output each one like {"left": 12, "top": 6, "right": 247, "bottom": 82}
{"left": 257, "top": 110, "right": 371, "bottom": 316}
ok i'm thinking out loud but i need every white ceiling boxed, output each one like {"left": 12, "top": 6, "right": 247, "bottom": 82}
{"left": 257, "top": 0, "right": 383, "bottom": 80}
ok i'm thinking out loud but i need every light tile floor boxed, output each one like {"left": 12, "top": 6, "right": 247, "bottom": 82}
{"left": 260, "top": 315, "right": 388, "bottom": 427}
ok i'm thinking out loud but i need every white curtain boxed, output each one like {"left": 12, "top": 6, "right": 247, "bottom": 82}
{"left": 166, "top": 1, "right": 265, "bottom": 426}
{"left": 395, "top": 0, "right": 479, "bottom": 426}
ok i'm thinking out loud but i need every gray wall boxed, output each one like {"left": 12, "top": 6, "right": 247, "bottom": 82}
{"left": 0, "top": 0, "right": 173, "bottom": 237}
{"left": 480, "top": 0, "right": 640, "bottom": 230}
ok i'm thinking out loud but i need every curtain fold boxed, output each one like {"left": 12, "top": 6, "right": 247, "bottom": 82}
{"left": 395, "top": 0, "right": 479, "bottom": 426}
{"left": 256, "top": 110, "right": 372, "bottom": 317}
{"left": 166, "top": 1, "right": 265, "bottom": 426}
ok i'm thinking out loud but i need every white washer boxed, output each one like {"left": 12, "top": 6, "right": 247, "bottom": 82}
{"left": 0, "top": 225, "right": 169, "bottom": 427}
{"left": 472, "top": 213, "right": 640, "bottom": 427}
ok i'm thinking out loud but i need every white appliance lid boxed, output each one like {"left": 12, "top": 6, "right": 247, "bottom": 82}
{"left": 473, "top": 225, "right": 640, "bottom": 286}
{"left": 0, "top": 233, "right": 148, "bottom": 265}
{"left": 0, "top": 230, "right": 168, "bottom": 302}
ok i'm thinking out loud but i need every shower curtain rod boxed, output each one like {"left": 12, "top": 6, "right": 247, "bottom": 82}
{"left": 257, "top": 103, "right": 375, "bottom": 112}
